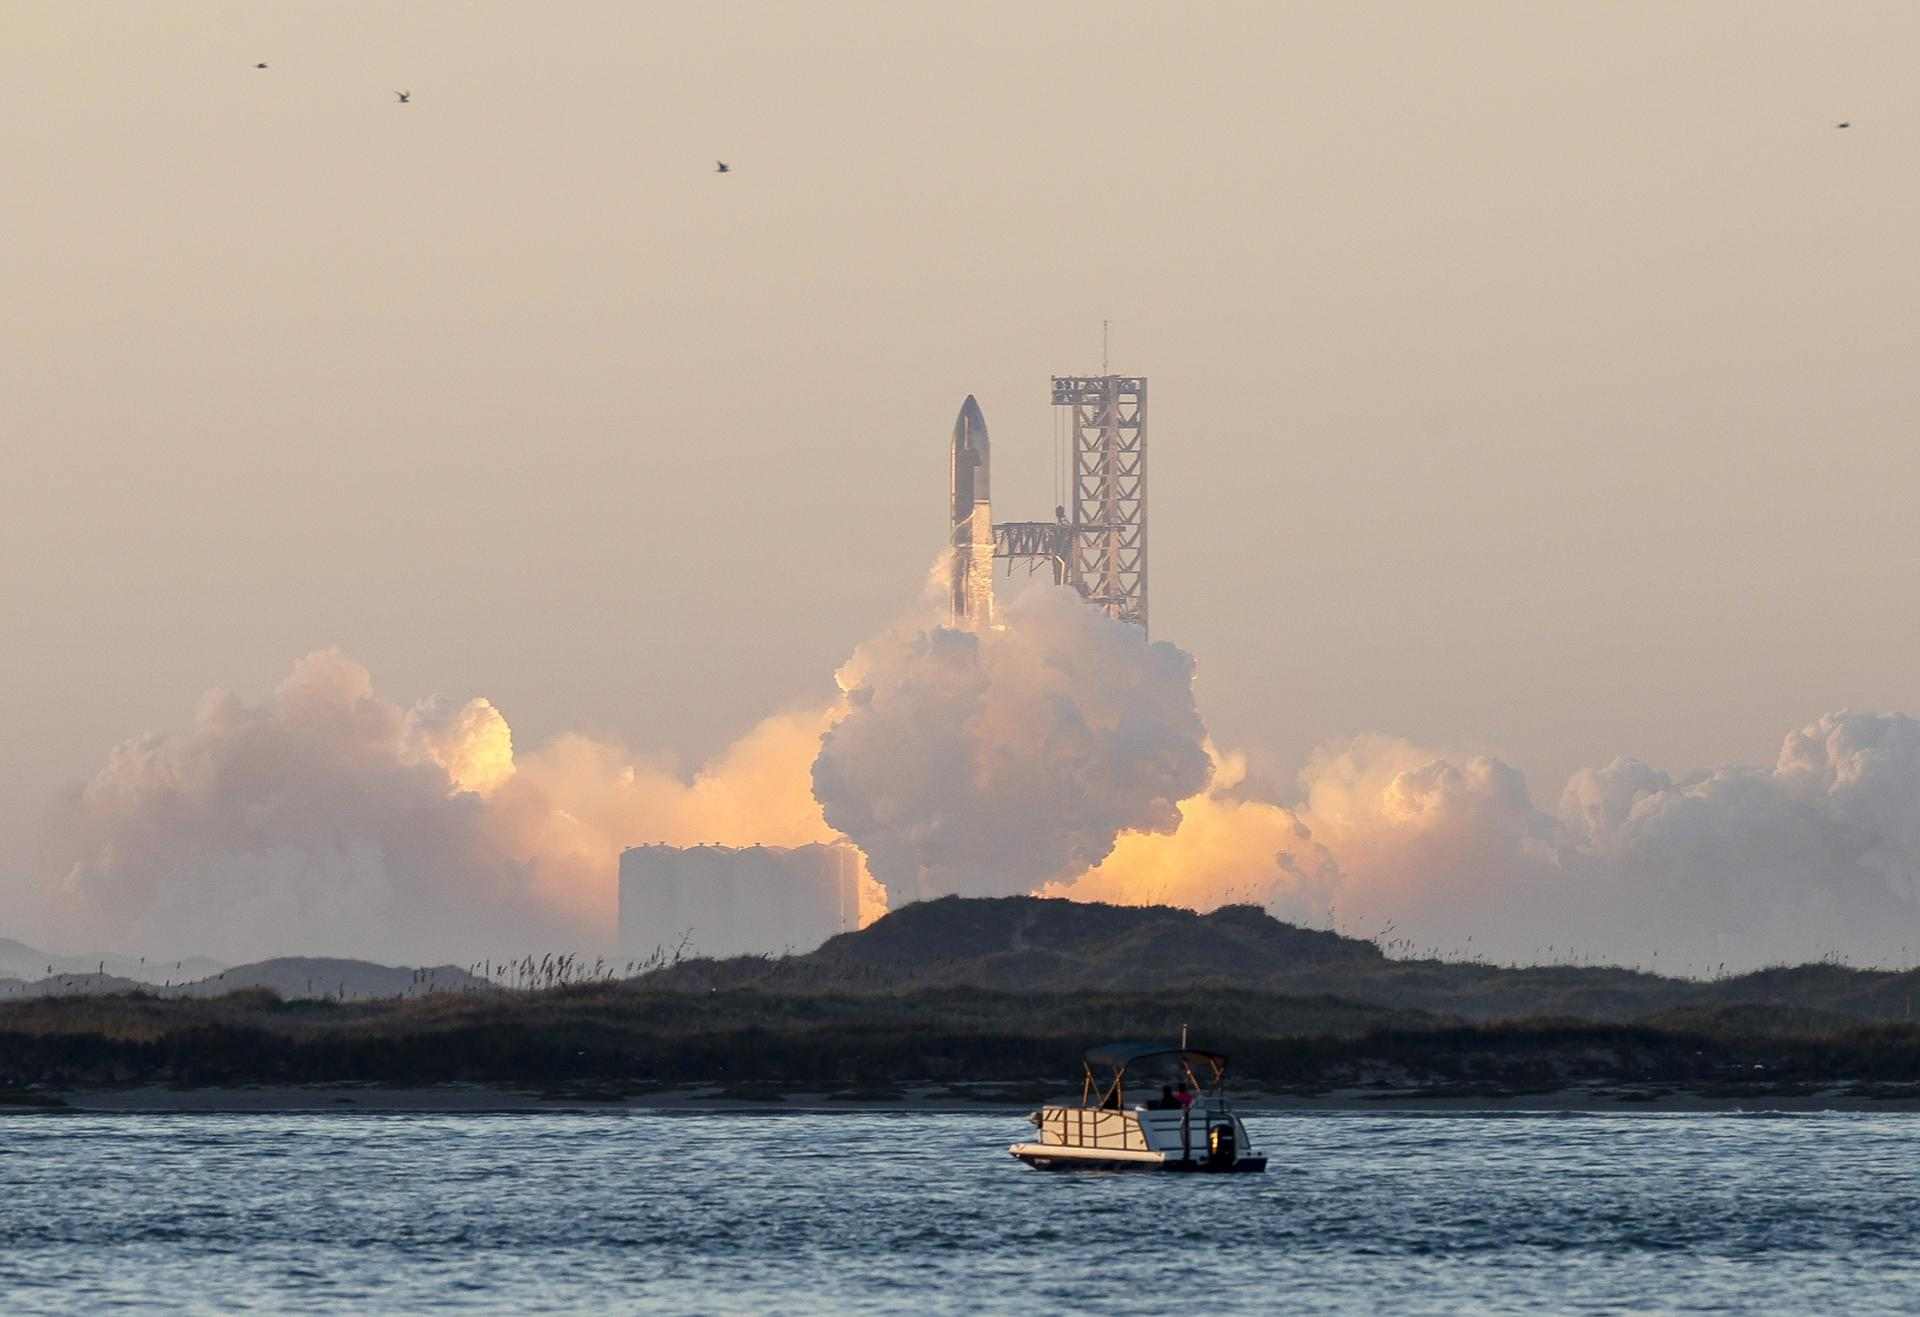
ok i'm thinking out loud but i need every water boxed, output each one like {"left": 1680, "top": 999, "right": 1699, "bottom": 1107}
{"left": 4, "top": 1109, "right": 1918, "bottom": 1313}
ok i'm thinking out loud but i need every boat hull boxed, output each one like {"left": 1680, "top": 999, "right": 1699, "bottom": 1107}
{"left": 1009, "top": 1143, "right": 1267, "bottom": 1173}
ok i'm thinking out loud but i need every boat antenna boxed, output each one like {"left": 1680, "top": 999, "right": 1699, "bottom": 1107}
{"left": 1180, "top": 1023, "right": 1188, "bottom": 1049}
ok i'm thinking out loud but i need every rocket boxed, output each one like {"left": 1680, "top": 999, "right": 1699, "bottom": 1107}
{"left": 950, "top": 394, "right": 994, "bottom": 627}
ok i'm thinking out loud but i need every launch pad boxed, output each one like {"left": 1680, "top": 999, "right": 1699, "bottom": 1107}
{"left": 950, "top": 374, "right": 1149, "bottom": 633}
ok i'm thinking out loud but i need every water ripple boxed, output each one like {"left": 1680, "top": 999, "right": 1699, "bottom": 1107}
{"left": 2, "top": 1110, "right": 1917, "bottom": 1313}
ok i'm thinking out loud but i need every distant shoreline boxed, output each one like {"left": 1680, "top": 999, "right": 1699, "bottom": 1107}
{"left": 19, "top": 1081, "right": 1920, "bottom": 1115}
{"left": 14, "top": 899, "right": 1920, "bottom": 1117}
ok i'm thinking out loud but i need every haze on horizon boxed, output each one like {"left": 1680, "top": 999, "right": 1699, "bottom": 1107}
{"left": 6, "top": 2, "right": 1920, "bottom": 970}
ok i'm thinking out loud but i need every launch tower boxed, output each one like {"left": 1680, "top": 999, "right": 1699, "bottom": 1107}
{"left": 981, "top": 374, "right": 1149, "bottom": 633}
{"left": 1052, "top": 374, "right": 1148, "bottom": 631}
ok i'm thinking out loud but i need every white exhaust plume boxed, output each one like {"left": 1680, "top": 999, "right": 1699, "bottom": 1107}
{"left": 1056, "top": 712, "right": 1920, "bottom": 971}
{"left": 30, "top": 592, "right": 1920, "bottom": 971}
{"left": 39, "top": 651, "right": 533, "bottom": 964}
{"left": 35, "top": 649, "right": 870, "bottom": 964}
{"left": 811, "top": 586, "right": 1213, "bottom": 905}
{"left": 30, "top": 574, "right": 1210, "bottom": 961}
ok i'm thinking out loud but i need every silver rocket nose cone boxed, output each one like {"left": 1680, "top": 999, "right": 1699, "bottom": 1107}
{"left": 956, "top": 394, "right": 988, "bottom": 438}
{"left": 953, "top": 395, "right": 989, "bottom": 502}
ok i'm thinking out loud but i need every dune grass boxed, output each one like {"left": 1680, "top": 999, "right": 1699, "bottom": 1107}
{"left": 5, "top": 982, "right": 1920, "bottom": 1093}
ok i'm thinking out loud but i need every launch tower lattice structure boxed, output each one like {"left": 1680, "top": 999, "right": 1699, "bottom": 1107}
{"left": 971, "top": 373, "right": 1150, "bottom": 632}
{"left": 1054, "top": 374, "right": 1147, "bottom": 631}
{"left": 991, "top": 375, "right": 1149, "bottom": 631}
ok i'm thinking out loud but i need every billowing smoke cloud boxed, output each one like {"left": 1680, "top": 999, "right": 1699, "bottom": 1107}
{"left": 32, "top": 579, "right": 1211, "bottom": 961}
{"left": 1550, "top": 711, "right": 1920, "bottom": 968}
{"left": 1039, "top": 743, "right": 1340, "bottom": 917}
{"left": 32, "top": 586, "right": 1920, "bottom": 972}
{"left": 39, "top": 651, "right": 536, "bottom": 964}
{"left": 35, "top": 649, "right": 870, "bottom": 964}
{"left": 1279, "top": 735, "right": 1568, "bottom": 948}
{"left": 811, "top": 586, "right": 1213, "bottom": 904}
{"left": 1054, "top": 712, "right": 1920, "bottom": 971}
{"left": 483, "top": 704, "right": 860, "bottom": 937}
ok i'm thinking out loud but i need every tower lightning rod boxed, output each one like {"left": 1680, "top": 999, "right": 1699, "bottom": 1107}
{"left": 1102, "top": 319, "right": 1110, "bottom": 374}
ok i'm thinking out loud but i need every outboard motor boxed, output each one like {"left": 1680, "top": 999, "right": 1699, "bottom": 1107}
{"left": 1207, "top": 1120, "right": 1237, "bottom": 1169}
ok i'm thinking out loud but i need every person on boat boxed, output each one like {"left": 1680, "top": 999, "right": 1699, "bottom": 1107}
{"left": 1153, "top": 1084, "right": 1177, "bottom": 1110}
{"left": 1173, "top": 1084, "right": 1194, "bottom": 1111}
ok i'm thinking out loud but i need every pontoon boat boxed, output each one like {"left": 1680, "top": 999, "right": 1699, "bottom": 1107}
{"left": 1008, "top": 1042, "right": 1267, "bottom": 1172}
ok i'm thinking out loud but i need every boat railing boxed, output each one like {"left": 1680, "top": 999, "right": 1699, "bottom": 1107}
{"left": 1036, "top": 1105, "right": 1149, "bottom": 1151}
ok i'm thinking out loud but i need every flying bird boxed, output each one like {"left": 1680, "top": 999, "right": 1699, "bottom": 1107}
{"left": 254, "top": 62, "right": 268, "bottom": 69}
{"left": 1837, "top": 121, "right": 1851, "bottom": 128}
{"left": 396, "top": 90, "right": 411, "bottom": 104}
{"left": 715, "top": 160, "right": 730, "bottom": 173}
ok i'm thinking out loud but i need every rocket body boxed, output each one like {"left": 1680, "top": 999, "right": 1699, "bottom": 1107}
{"left": 950, "top": 395, "right": 995, "bottom": 627}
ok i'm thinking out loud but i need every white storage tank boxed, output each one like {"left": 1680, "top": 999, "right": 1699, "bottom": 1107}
{"left": 618, "top": 842, "right": 862, "bottom": 960}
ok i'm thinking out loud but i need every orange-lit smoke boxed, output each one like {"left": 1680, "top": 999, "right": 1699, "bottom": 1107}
{"left": 47, "top": 605, "right": 1920, "bottom": 973}
{"left": 1044, "top": 744, "right": 1339, "bottom": 920}
{"left": 483, "top": 705, "right": 889, "bottom": 938}
{"left": 1050, "top": 714, "right": 1920, "bottom": 971}
{"left": 37, "top": 650, "right": 884, "bottom": 963}
{"left": 1049, "top": 734, "right": 1563, "bottom": 944}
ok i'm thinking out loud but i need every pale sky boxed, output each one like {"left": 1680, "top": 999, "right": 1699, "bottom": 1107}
{"left": 5, "top": 1, "right": 1918, "bottom": 901}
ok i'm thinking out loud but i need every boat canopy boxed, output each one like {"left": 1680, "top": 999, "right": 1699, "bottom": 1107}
{"left": 1079, "top": 1042, "right": 1230, "bottom": 1107}
{"left": 1084, "top": 1042, "right": 1228, "bottom": 1072}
